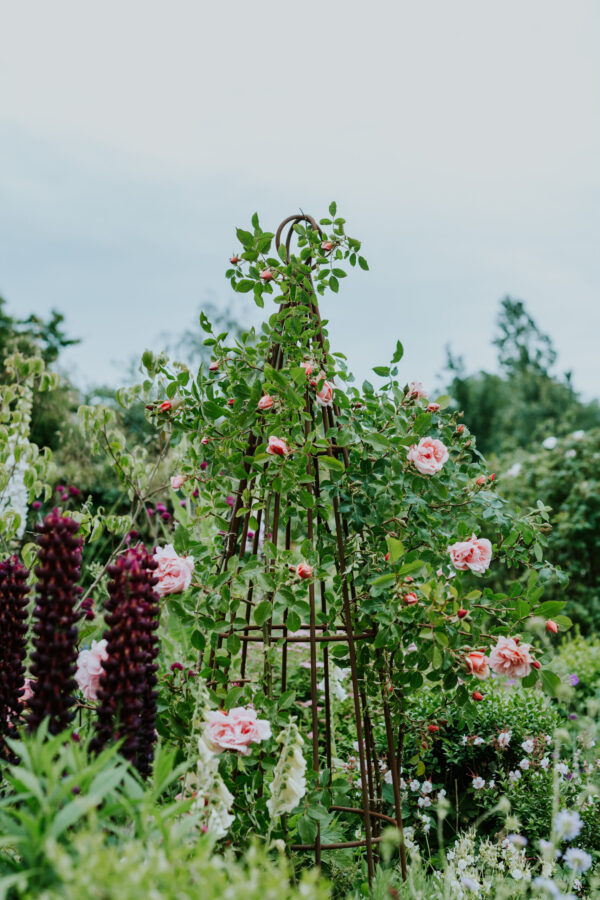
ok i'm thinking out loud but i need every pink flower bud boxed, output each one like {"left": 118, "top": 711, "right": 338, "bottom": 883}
{"left": 201, "top": 437, "right": 210, "bottom": 445}
{"left": 546, "top": 619, "right": 559, "bottom": 635}
{"left": 227, "top": 398, "right": 235, "bottom": 406}
{"left": 457, "top": 424, "right": 465, "bottom": 434}
{"left": 160, "top": 401, "right": 172, "bottom": 412}
{"left": 258, "top": 395, "right": 274, "bottom": 410}
{"left": 475, "top": 476, "right": 486, "bottom": 486}
{"left": 427, "top": 402, "right": 440, "bottom": 412}
{"left": 259, "top": 269, "right": 273, "bottom": 281}
{"left": 403, "top": 592, "right": 418, "bottom": 605}
{"left": 171, "top": 475, "right": 184, "bottom": 490}
{"left": 296, "top": 562, "right": 313, "bottom": 579}
{"left": 209, "top": 361, "right": 219, "bottom": 372}
{"left": 266, "top": 436, "right": 289, "bottom": 457}
{"left": 321, "top": 241, "right": 334, "bottom": 251}
{"left": 472, "top": 691, "right": 483, "bottom": 701}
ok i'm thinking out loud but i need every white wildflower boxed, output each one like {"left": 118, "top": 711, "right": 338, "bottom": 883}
{"left": 563, "top": 847, "right": 592, "bottom": 873}
{"left": 553, "top": 809, "right": 583, "bottom": 841}
{"left": 472, "top": 776, "right": 485, "bottom": 790}
{"left": 497, "top": 730, "right": 511, "bottom": 748}
{"left": 521, "top": 739, "right": 534, "bottom": 754}
{"left": 555, "top": 762, "right": 569, "bottom": 777}
{"left": 542, "top": 436, "right": 558, "bottom": 450}
{"left": 422, "top": 779, "right": 433, "bottom": 794}
{"left": 473, "top": 736, "right": 484, "bottom": 746}
{"left": 410, "top": 779, "right": 421, "bottom": 792}
{"left": 519, "top": 758, "right": 530, "bottom": 770}
{"left": 266, "top": 721, "right": 307, "bottom": 817}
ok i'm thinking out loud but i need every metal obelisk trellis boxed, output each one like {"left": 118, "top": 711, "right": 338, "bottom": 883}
{"left": 205, "top": 214, "right": 407, "bottom": 882}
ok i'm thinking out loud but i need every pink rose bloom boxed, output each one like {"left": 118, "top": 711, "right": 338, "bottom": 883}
{"left": 408, "top": 381, "right": 428, "bottom": 399}
{"left": 75, "top": 639, "right": 108, "bottom": 700}
{"left": 489, "top": 637, "right": 533, "bottom": 679}
{"left": 465, "top": 651, "right": 489, "bottom": 680}
{"left": 302, "top": 360, "right": 315, "bottom": 377}
{"left": 448, "top": 534, "right": 492, "bottom": 574}
{"left": 296, "top": 562, "right": 313, "bottom": 579}
{"left": 258, "top": 395, "right": 274, "bottom": 410}
{"left": 170, "top": 475, "right": 184, "bottom": 490}
{"left": 315, "top": 377, "right": 335, "bottom": 408}
{"left": 203, "top": 707, "right": 272, "bottom": 755}
{"left": 427, "top": 402, "right": 440, "bottom": 412}
{"left": 153, "top": 544, "right": 195, "bottom": 597}
{"left": 403, "top": 592, "right": 418, "bottom": 605}
{"left": 266, "top": 436, "right": 289, "bottom": 456}
{"left": 406, "top": 437, "right": 449, "bottom": 475}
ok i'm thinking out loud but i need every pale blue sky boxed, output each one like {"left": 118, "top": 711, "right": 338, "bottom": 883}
{"left": 1, "top": 1, "right": 598, "bottom": 396}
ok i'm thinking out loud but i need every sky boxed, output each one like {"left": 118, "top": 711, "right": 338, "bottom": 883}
{"left": 1, "top": 1, "right": 598, "bottom": 397}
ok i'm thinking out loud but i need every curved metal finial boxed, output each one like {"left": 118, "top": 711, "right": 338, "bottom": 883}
{"left": 275, "top": 213, "right": 324, "bottom": 266}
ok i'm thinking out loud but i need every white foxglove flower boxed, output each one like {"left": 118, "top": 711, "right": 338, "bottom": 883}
{"left": 193, "top": 736, "right": 235, "bottom": 839}
{"left": 318, "top": 665, "right": 349, "bottom": 702}
{"left": 266, "top": 721, "right": 307, "bottom": 818}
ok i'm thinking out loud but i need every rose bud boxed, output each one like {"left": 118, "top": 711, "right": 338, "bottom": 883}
{"left": 259, "top": 269, "right": 273, "bottom": 281}
{"left": 302, "top": 361, "right": 314, "bottom": 377}
{"left": 227, "top": 398, "right": 235, "bottom": 406}
{"left": 201, "top": 436, "right": 210, "bottom": 445}
{"left": 385, "top": 552, "right": 390, "bottom": 562}
{"left": 296, "top": 562, "right": 313, "bottom": 579}
{"left": 170, "top": 475, "right": 184, "bottom": 490}
{"left": 427, "top": 402, "right": 440, "bottom": 413}
{"left": 428, "top": 724, "right": 440, "bottom": 733}
{"left": 405, "top": 576, "right": 414, "bottom": 583}
{"left": 321, "top": 241, "right": 334, "bottom": 251}
{"left": 230, "top": 255, "right": 240, "bottom": 264}
{"left": 546, "top": 619, "right": 559, "bottom": 635}
{"left": 354, "top": 402, "right": 362, "bottom": 408}
{"left": 160, "top": 401, "right": 172, "bottom": 412}
{"left": 472, "top": 691, "right": 483, "bottom": 701}
{"left": 403, "top": 592, "right": 418, "bottom": 605}
{"left": 489, "top": 473, "right": 495, "bottom": 481}
{"left": 266, "top": 436, "right": 289, "bottom": 456}
{"left": 457, "top": 424, "right": 465, "bottom": 434}
{"left": 457, "top": 608, "right": 468, "bottom": 619}
{"left": 209, "top": 361, "right": 219, "bottom": 372}
{"left": 475, "top": 476, "right": 486, "bottom": 486}
{"left": 532, "top": 660, "right": 541, "bottom": 669}
{"left": 258, "top": 395, "right": 274, "bottom": 410}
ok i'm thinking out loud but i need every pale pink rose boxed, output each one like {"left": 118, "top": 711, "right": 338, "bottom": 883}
{"left": 315, "top": 377, "right": 335, "bottom": 408}
{"left": 302, "top": 361, "right": 315, "bottom": 377}
{"left": 153, "top": 544, "right": 195, "bottom": 597}
{"left": 406, "top": 437, "right": 449, "bottom": 475}
{"left": 465, "top": 651, "right": 489, "bottom": 680}
{"left": 427, "top": 402, "right": 440, "bottom": 412}
{"left": 448, "top": 534, "right": 492, "bottom": 574}
{"left": 170, "top": 475, "right": 184, "bottom": 490}
{"left": 296, "top": 562, "right": 313, "bottom": 579}
{"left": 203, "top": 707, "right": 272, "bottom": 755}
{"left": 258, "top": 395, "right": 274, "bottom": 410}
{"left": 408, "top": 381, "right": 428, "bottom": 399}
{"left": 266, "top": 436, "right": 289, "bottom": 456}
{"left": 75, "top": 639, "right": 108, "bottom": 700}
{"left": 209, "top": 361, "right": 219, "bottom": 372}
{"left": 489, "top": 637, "right": 533, "bottom": 679}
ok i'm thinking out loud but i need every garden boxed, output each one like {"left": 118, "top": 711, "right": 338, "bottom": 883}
{"left": 1, "top": 207, "right": 600, "bottom": 899}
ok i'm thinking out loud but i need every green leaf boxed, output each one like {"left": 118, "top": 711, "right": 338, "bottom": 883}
{"left": 534, "top": 601, "right": 565, "bottom": 618}
{"left": 236, "top": 228, "right": 253, "bottom": 247}
{"left": 286, "top": 610, "right": 301, "bottom": 633}
{"left": 254, "top": 601, "right": 272, "bottom": 626}
{"left": 391, "top": 340, "right": 404, "bottom": 364}
{"left": 328, "top": 201, "right": 337, "bottom": 217}
{"left": 319, "top": 455, "right": 345, "bottom": 472}
{"left": 363, "top": 433, "right": 392, "bottom": 451}
{"left": 386, "top": 537, "right": 405, "bottom": 563}
{"left": 358, "top": 256, "right": 369, "bottom": 270}
{"left": 554, "top": 615, "right": 572, "bottom": 629}
{"left": 235, "top": 279, "right": 254, "bottom": 293}
{"left": 329, "top": 275, "right": 339, "bottom": 293}
{"left": 298, "top": 814, "right": 317, "bottom": 843}
{"left": 540, "top": 669, "right": 561, "bottom": 697}
{"left": 373, "top": 366, "right": 390, "bottom": 377}
{"left": 370, "top": 573, "right": 396, "bottom": 588}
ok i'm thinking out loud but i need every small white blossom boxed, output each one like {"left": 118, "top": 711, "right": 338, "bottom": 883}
{"left": 521, "top": 739, "right": 534, "bottom": 754}
{"left": 542, "top": 436, "right": 558, "bottom": 450}
{"left": 497, "top": 730, "right": 511, "bottom": 748}
{"left": 563, "top": 847, "right": 592, "bottom": 873}
{"left": 506, "top": 462, "right": 522, "bottom": 478}
{"left": 461, "top": 735, "right": 468, "bottom": 745}
{"left": 422, "top": 780, "right": 433, "bottom": 794}
{"left": 540, "top": 756, "right": 550, "bottom": 770}
{"left": 556, "top": 762, "right": 569, "bottom": 777}
{"left": 508, "top": 770, "right": 521, "bottom": 783}
{"left": 572, "top": 430, "right": 585, "bottom": 440}
{"left": 473, "top": 736, "right": 484, "bottom": 746}
{"left": 472, "top": 776, "right": 485, "bottom": 790}
{"left": 266, "top": 721, "right": 307, "bottom": 818}
{"left": 519, "top": 758, "right": 530, "bottom": 770}
{"left": 410, "top": 779, "right": 421, "bottom": 792}
{"left": 418, "top": 796, "right": 431, "bottom": 808}
{"left": 553, "top": 809, "right": 583, "bottom": 841}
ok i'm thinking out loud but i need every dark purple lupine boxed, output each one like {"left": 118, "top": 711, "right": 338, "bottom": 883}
{"left": 27, "top": 510, "right": 83, "bottom": 735}
{"left": 92, "top": 545, "right": 159, "bottom": 777}
{"left": 0, "top": 556, "right": 30, "bottom": 756}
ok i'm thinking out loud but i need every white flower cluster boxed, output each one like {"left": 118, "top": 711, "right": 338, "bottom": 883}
{"left": 443, "top": 829, "right": 532, "bottom": 898}
{"left": 192, "top": 735, "right": 235, "bottom": 839}
{"left": 318, "top": 665, "right": 349, "bottom": 702}
{"left": 266, "top": 720, "right": 307, "bottom": 818}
